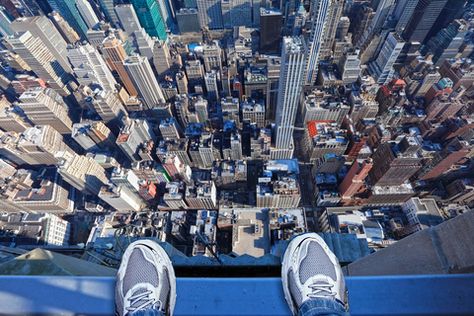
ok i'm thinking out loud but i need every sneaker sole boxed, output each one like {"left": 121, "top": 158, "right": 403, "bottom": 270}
{"left": 117, "top": 239, "right": 177, "bottom": 316}
{"left": 281, "top": 233, "right": 341, "bottom": 316}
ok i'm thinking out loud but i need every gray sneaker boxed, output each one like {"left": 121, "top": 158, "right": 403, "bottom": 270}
{"left": 281, "top": 233, "right": 346, "bottom": 315}
{"left": 115, "top": 240, "right": 176, "bottom": 316}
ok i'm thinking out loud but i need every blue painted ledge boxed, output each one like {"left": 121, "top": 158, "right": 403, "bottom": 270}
{"left": 0, "top": 274, "right": 473, "bottom": 315}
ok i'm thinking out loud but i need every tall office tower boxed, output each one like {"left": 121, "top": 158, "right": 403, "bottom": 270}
{"left": 230, "top": 132, "right": 243, "bottom": 160}
{"left": 130, "top": 0, "right": 167, "bottom": 40}
{"left": 229, "top": 0, "right": 252, "bottom": 27}
{"left": 304, "top": 0, "right": 332, "bottom": 85}
{"left": 260, "top": 8, "right": 282, "bottom": 54}
{"left": 84, "top": 87, "right": 127, "bottom": 123}
{"left": 115, "top": 4, "right": 155, "bottom": 59}
{"left": 159, "top": 117, "right": 181, "bottom": 140}
{"left": 197, "top": 0, "right": 223, "bottom": 29}
{"left": 101, "top": 36, "right": 138, "bottom": 96}
{"left": 402, "top": 0, "right": 449, "bottom": 44}
{"left": 11, "top": 16, "right": 72, "bottom": 73}
{"left": 17, "top": 88, "right": 73, "bottom": 134}
{"left": 0, "top": 6, "right": 13, "bottom": 37}
{"left": 0, "top": 96, "right": 32, "bottom": 133}
{"left": 17, "top": 126, "right": 74, "bottom": 165}
{"left": 98, "top": 0, "right": 119, "bottom": 26}
{"left": 339, "top": 158, "right": 373, "bottom": 199}
{"left": 67, "top": 43, "right": 117, "bottom": 92}
{"left": 319, "top": 0, "right": 344, "bottom": 60}
{"left": 341, "top": 52, "right": 361, "bottom": 84}
{"left": 117, "top": 118, "right": 154, "bottom": 161}
{"left": 193, "top": 97, "right": 209, "bottom": 123}
{"left": 176, "top": 8, "right": 200, "bottom": 33}
{"left": 48, "top": 11, "right": 81, "bottom": 44}
{"left": 5, "top": 32, "right": 72, "bottom": 96}
{"left": 368, "top": 32, "right": 405, "bottom": 84}
{"left": 368, "top": 140, "right": 422, "bottom": 186}
{"left": 393, "top": 0, "right": 419, "bottom": 35}
{"left": 72, "top": 121, "right": 116, "bottom": 152}
{"left": 123, "top": 54, "right": 165, "bottom": 109}
{"left": 221, "top": 0, "right": 231, "bottom": 28}
{"left": 153, "top": 40, "right": 172, "bottom": 78}
{"left": 76, "top": 0, "right": 99, "bottom": 28}
{"left": 99, "top": 184, "right": 143, "bottom": 212}
{"left": 273, "top": 37, "right": 306, "bottom": 159}
{"left": 204, "top": 71, "right": 219, "bottom": 102}
{"left": 423, "top": 19, "right": 468, "bottom": 66}
{"left": 157, "top": 0, "right": 177, "bottom": 33}
{"left": 46, "top": 0, "right": 88, "bottom": 39}
{"left": 202, "top": 41, "right": 222, "bottom": 72}
{"left": 58, "top": 154, "right": 109, "bottom": 195}
{"left": 242, "top": 100, "right": 265, "bottom": 127}
{"left": 0, "top": 131, "right": 34, "bottom": 166}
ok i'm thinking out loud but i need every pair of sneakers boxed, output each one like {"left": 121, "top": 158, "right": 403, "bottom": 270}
{"left": 115, "top": 233, "right": 346, "bottom": 315}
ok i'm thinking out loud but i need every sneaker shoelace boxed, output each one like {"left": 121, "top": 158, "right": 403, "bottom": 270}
{"left": 307, "top": 278, "right": 337, "bottom": 299}
{"left": 126, "top": 289, "right": 162, "bottom": 312}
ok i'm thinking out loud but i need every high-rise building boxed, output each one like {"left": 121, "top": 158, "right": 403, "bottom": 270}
{"left": 57, "top": 154, "right": 109, "bottom": 195}
{"left": 46, "top": 0, "right": 88, "bottom": 39}
{"left": 0, "top": 6, "right": 13, "bottom": 37}
{"left": 72, "top": 121, "right": 116, "bottom": 152}
{"left": 202, "top": 41, "right": 222, "bottom": 72}
{"left": 17, "top": 125, "right": 74, "bottom": 165}
{"left": 76, "top": 0, "right": 99, "bottom": 28}
{"left": 402, "top": 0, "right": 449, "bottom": 44}
{"left": 204, "top": 71, "right": 219, "bottom": 101}
{"left": 18, "top": 88, "right": 73, "bottom": 134}
{"left": 6, "top": 32, "right": 72, "bottom": 96}
{"left": 67, "top": 43, "right": 117, "bottom": 92}
{"left": 176, "top": 8, "right": 200, "bottom": 33}
{"left": 131, "top": 0, "right": 167, "bottom": 40}
{"left": 84, "top": 87, "right": 127, "bottom": 123}
{"left": 394, "top": 0, "right": 419, "bottom": 35}
{"left": 368, "top": 32, "right": 405, "bottom": 84}
{"left": 305, "top": 0, "right": 332, "bottom": 85}
{"left": 0, "top": 96, "right": 32, "bottom": 133}
{"left": 123, "top": 54, "right": 165, "bottom": 109}
{"left": 11, "top": 16, "right": 72, "bottom": 73}
{"left": 101, "top": 36, "right": 138, "bottom": 96}
{"left": 339, "top": 158, "right": 373, "bottom": 199}
{"left": 229, "top": 0, "right": 252, "bottom": 27}
{"left": 319, "top": 0, "right": 344, "bottom": 60}
{"left": 197, "top": 0, "right": 223, "bottom": 30}
{"left": 99, "top": 184, "right": 143, "bottom": 212}
{"left": 48, "top": 11, "right": 81, "bottom": 44}
{"left": 152, "top": 40, "right": 172, "bottom": 78}
{"left": 97, "top": 0, "right": 120, "bottom": 27}
{"left": 273, "top": 37, "right": 306, "bottom": 159}
{"left": 341, "top": 52, "right": 361, "bottom": 84}
{"left": 259, "top": 8, "right": 282, "bottom": 54}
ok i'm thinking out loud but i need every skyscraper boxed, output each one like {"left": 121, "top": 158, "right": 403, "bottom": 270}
{"left": 11, "top": 16, "right": 72, "bottom": 73}
{"left": 319, "top": 0, "right": 344, "bottom": 60}
{"left": 97, "top": 0, "right": 120, "bottom": 27}
{"left": 131, "top": 0, "right": 167, "bottom": 40}
{"left": 305, "top": 0, "right": 332, "bottom": 85}
{"left": 101, "top": 36, "right": 138, "bottom": 96}
{"left": 273, "top": 37, "right": 306, "bottom": 159}
{"left": 75, "top": 0, "right": 99, "bottom": 28}
{"left": 259, "top": 8, "right": 282, "bottom": 54}
{"left": 197, "top": 0, "right": 223, "bottom": 30}
{"left": 18, "top": 87, "right": 73, "bottom": 134}
{"left": 368, "top": 32, "right": 405, "bottom": 84}
{"left": 402, "top": 0, "right": 449, "bottom": 44}
{"left": 6, "top": 32, "right": 72, "bottom": 96}
{"left": 67, "top": 43, "right": 117, "bottom": 92}
{"left": 46, "top": 0, "right": 88, "bottom": 39}
{"left": 48, "top": 11, "right": 81, "bottom": 44}
{"left": 123, "top": 54, "right": 165, "bottom": 109}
